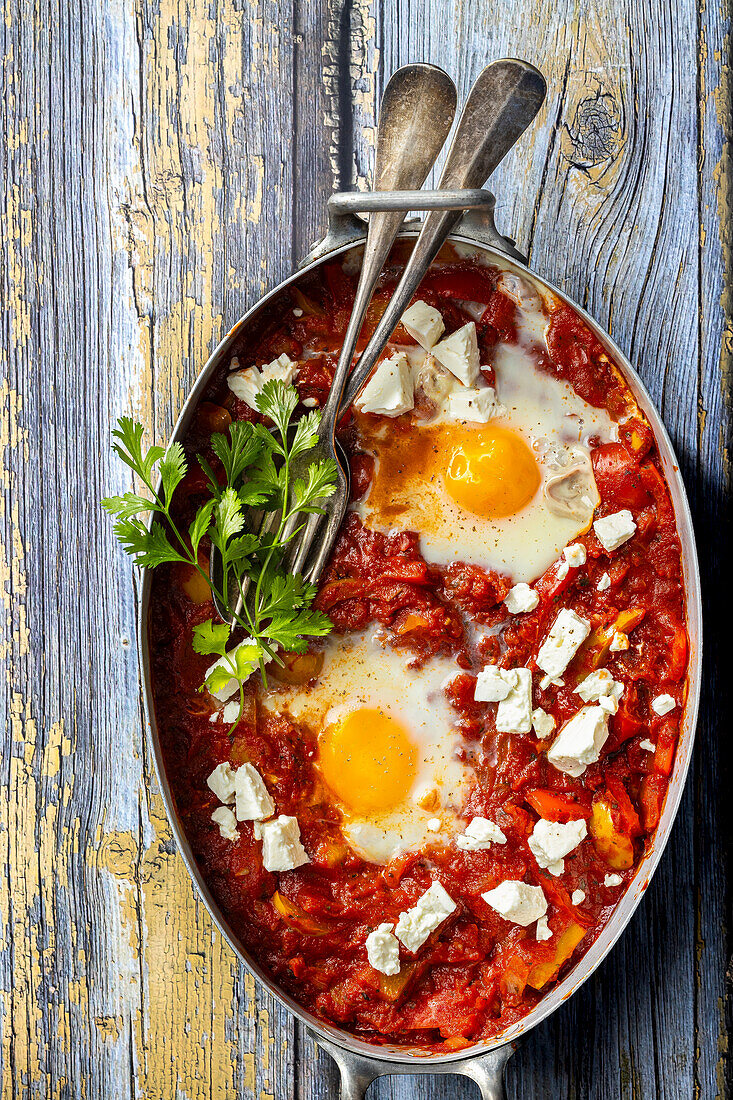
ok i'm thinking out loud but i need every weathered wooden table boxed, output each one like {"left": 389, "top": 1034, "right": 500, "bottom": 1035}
{"left": 1, "top": 0, "right": 730, "bottom": 1095}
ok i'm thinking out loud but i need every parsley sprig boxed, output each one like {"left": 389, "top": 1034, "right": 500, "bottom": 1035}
{"left": 103, "top": 381, "right": 336, "bottom": 724}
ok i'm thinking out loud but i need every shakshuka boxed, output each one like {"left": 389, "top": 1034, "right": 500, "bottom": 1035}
{"left": 150, "top": 244, "right": 689, "bottom": 1050}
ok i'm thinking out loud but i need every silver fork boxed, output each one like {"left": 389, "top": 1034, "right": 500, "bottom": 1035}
{"left": 211, "top": 62, "right": 458, "bottom": 625}
{"left": 282, "top": 58, "right": 547, "bottom": 589}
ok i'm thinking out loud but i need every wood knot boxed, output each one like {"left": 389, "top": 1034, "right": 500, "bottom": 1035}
{"left": 562, "top": 82, "right": 623, "bottom": 170}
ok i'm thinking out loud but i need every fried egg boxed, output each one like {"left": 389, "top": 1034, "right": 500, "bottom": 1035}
{"left": 355, "top": 340, "right": 618, "bottom": 583}
{"left": 261, "top": 630, "right": 470, "bottom": 864}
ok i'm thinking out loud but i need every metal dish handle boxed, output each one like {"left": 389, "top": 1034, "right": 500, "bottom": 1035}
{"left": 301, "top": 187, "right": 526, "bottom": 268}
{"left": 317, "top": 1035, "right": 516, "bottom": 1100}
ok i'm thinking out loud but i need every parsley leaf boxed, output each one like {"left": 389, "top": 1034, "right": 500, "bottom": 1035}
{"left": 113, "top": 518, "right": 187, "bottom": 568}
{"left": 192, "top": 619, "right": 231, "bottom": 657}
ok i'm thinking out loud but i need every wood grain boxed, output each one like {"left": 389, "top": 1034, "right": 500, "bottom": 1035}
{"left": 0, "top": 0, "right": 730, "bottom": 1096}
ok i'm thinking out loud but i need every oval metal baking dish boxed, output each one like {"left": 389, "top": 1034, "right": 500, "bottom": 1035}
{"left": 137, "top": 194, "right": 702, "bottom": 1098}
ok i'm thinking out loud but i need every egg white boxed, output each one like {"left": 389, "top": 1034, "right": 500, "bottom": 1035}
{"left": 261, "top": 629, "right": 470, "bottom": 864}
{"left": 355, "top": 338, "right": 618, "bottom": 584}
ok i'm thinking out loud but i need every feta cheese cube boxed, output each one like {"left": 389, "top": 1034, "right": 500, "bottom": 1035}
{"left": 207, "top": 762, "right": 237, "bottom": 805}
{"left": 234, "top": 763, "right": 275, "bottom": 822}
{"left": 574, "top": 669, "right": 624, "bottom": 715}
{"left": 205, "top": 638, "right": 260, "bottom": 702}
{"left": 355, "top": 352, "right": 414, "bottom": 416}
{"left": 476, "top": 666, "right": 532, "bottom": 733}
{"left": 651, "top": 693, "right": 676, "bottom": 716}
{"left": 639, "top": 739, "right": 656, "bottom": 752}
{"left": 609, "top": 631, "right": 629, "bottom": 652}
{"left": 532, "top": 707, "right": 556, "bottom": 740}
{"left": 536, "top": 915, "right": 553, "bottom": 941}
{"left": 482, "top": 880, "right": 547, "bottom": 927}
{"left": 228, "top": 353, "right": 297, "bottom": 411}
{"left": 395, "top": 882, "right": 456, "bottom": 953}
{"left": 427, "top": 817, "right": 442, "bottom": 832}
{"left": 222, "top": 700, "right": 240, "bottom": 724}
{"left": 432, "top": 322, "right": 480, "bottom": 385}
{"left": 505, "top": 582, "right": 539, "bottom": 614}
{"left": 604, "top": 873, "right": 623, "bottom": 888}
{"left": 401, "top": 300, "right": 445, "bottom": 349}
{"left": 211, "top": 806, "right": 239, "bottom": 841}
{"left": 366, "top": 923, "right": 401, "bottom": 975}
{"left": 547, "top": 705, "right": 610, "bottom": 777}
{"left": 455, "top": 817, "right": 507, "bottom": 850}
{"left": 571, "top": 889, "right": 586, "bottom": 905}
{"left": 257, "top": 815, "right": 309, "bottom": 872}
{"left": 496, "top": 668, "right": 533, "bottom": 733}
{"left": 537, "top": 608, "right": 591, "bottom": 680}
{"left": 563, "top": 543, "right": 587, "bottom": 568}
{"left": 528, "top": 818, "right": 588, "bottom": 876}
{"left": 597, "top": 572, "right": 611, "bottom": 592}
{"left": 593, "top": 509, "right": 636, "bottom": 552}
{"left": 445, "top": 385, "right": 503, "bottom": 423}
{"left": 474, "top": 665, "right": 512, "bottom": 702}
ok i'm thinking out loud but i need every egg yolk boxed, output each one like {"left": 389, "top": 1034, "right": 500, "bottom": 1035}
{"left": 319, "top": 708, "right": 417, "bottom": 814}
{"left": 443, "top": 426, "right": 541, "bottom": 517}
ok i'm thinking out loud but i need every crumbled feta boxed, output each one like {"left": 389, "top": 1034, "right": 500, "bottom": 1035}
{"left": 556, "top": 560, "right": 570, "bottom": 580}
{"left": 571, "top": 889, "right": 586, "bottom": 905}
{"left": 609, "top": 631, "right": 629, "bottom": 653}
{"left": 547, "top": 705, "right": 610, "bottom": 777}
{"left": 292, "top": 307, "right": 303, "bottom": 317}
{"left": 537, "top": 608, "right": 591, "bottom": 681}
{"left": 205, "top": 638, "right": 260, "bottom": 702}
{"left": 528, "top": 818, "right": 587, "bottom": 876}
{"left": 366, "top": 923, "right": 401, "bottom": 975}
{"left": 639, "top": 739, "right": 656, "bottom": 752}
{"left": 497, "top": 668, "right": 533, "bottom": 733}
{"left": 574, "top": 669, "right": 624, "bottom": 716}
{"left": 401, "top": 300, "right": 445, "bottom": 349}
{"left": 211, "top": 806, "right": 239, "bottom": 841}
{"left": 651, "top": 693, "right": 676, "bottom": 716}
{"left": 432, "top": 322, "right": 480, "bottom": 385}
{"left": 234, "top": 763, "right": 275, "bottom": 822}
{"left": 593, "top": 509, "right": 637, "bottom": 552}
{"left": 532, "top": 707, "right": 556, "bottom": 739}
{"left": 476, "top": 667, "right": 532, "bottom": 732}
{"left": 207, "top": 762, "right": 237, "bottom": 805}
{"left": 355, "top": 352, "right": 414, "bottom": 416}
{"left": 395, "top": 882, "right": 456, "bottom": 953}
{"left": 427, "top": 817, "right": 442, "bottom": 832}
{"left": 540, "top": 675, "right": 565, "bottom": 691}
{"left": 445, "top": 385, "right": 503, "bottom": 423}
{"left": 474, "top": 666, "right": 511, "bottom": 702}
{"left": 604, "top": 873, "right": 623, "bottom": 888}
{"left": 222, "top": 700, "right": 240, "bottom": 724}
{"left": 597, "top": 572, "right": 611, "bottom": 592}
{"left": 482, "top": 880, "right": 547, "bottom": 926}
{"left": 505, "top": 582, "right": 539, "bottom": 614}
{"left": 563, "top": 543, "right": 587, "bottom": 568}
{"left": 228, "top": 353, "right": 297, "bottom": 410}
{"left": 257, "top": 815, "right": 310, "bottom": 872}
{"left": 455, "top": 817, "right": 507, "bottom": 850}
{"left": 302, "top": 396, "right": 318, "bottom": 408}
{"left": 536, "top": 915, "right": 553, "bottom": 941}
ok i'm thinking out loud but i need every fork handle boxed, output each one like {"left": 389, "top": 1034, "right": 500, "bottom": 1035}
{"left": 318, "top": 63, "right": 457, "bottom": 437}
{"left": 340, "top": 59, "right": 546, "bottom": 411}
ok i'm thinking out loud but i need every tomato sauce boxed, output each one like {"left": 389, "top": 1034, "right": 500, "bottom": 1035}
{"left": 150, "top": 250, "right": 689, "bottom": 1050}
